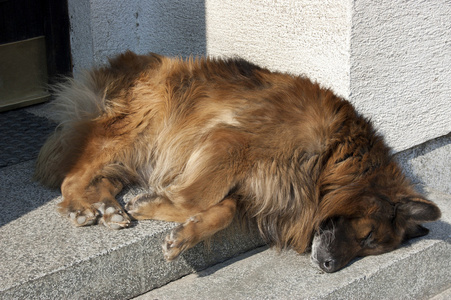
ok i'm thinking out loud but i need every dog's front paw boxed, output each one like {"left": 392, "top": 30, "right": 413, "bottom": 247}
{"left": 125, "top": 193, "right": 156, "bottom": 219}
{"left": 162, "top": 216, "right": 199, "bottom": 261}
{"left": 162, "top": 227, "right": 185, "bottom": 261}
{"left": 162, "top": 232, "right": 179, "bottom": 261}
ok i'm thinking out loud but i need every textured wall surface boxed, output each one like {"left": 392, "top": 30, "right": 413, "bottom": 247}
{"left": 350, "top": 0, "right": 451, "bottom": 151}
{"left": 205, "top": 0, "right": 352, "bottom": 98}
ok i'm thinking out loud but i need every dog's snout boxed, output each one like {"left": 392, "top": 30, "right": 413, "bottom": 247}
{"left": 320, "top": 258, "right": 337, "bottom": 273}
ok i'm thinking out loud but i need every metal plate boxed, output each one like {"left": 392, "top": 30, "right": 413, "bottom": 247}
{"left": 0, "top": 36, "right": 50, "bottom": 112}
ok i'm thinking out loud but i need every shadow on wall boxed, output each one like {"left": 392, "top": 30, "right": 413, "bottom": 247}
{"left": 132, "top": 0, "right": 207, "bottom": 57}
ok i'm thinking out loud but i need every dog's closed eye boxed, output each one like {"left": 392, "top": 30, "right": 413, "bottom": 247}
{"left": 360, "top": 231, "right": 374, "bottom": 247}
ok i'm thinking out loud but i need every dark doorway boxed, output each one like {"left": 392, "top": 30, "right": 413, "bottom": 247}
{"left": 0, "top": 0, "right": 71, "bottom": 111}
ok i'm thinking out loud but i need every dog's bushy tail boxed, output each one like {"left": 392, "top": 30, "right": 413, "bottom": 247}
{"left": 34, "top": 72, "right": 106, "bottom": 188}
{"left": 35, "top": 51, "right": 164, "bottom": 188}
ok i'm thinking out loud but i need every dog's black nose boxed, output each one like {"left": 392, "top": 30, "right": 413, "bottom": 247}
{"left": 320, "top": 258, "right": 336, "bottom": 273}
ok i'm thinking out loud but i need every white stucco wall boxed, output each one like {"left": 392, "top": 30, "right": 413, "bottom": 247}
{"left": 67, "top": 0, "right": 450, "bottom": 153}
{"left": 350, "top": 0, "right": 451, "bottom": 152}
{"left": 205, "top": 0, "right": 352, "bottom": 99}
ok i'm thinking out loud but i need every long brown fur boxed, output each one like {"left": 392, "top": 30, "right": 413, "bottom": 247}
{"left": 35, "top": 51, "right": 440, "bottom": 266}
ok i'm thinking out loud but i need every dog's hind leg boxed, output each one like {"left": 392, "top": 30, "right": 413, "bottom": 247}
{"left": 59, "top": 172, "right": 131, "bottom": 229}
{"left": 125, "top": 193, "right": 198, "bottom": 222}
{"left": 57, "top": 128, "right": 132, "bottom": 229}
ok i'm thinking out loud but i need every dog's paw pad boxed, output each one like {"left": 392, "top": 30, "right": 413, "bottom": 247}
{"left": 162, "top": 228, "right": 185, "bottom": 261}
{"left": 68, "top": 209, "right": 99, "bottom": 227}
{"left": 100, "top": 207, "right": 131, "bottom": 230}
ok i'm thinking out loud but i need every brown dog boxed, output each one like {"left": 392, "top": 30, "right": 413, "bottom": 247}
{"left": 35, "top": 51, "right": 441, "bottom": 272}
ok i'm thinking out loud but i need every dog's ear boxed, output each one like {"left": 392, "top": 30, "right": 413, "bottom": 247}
{"left": 395, "top": 197, "right": 441, "bottom": 241}
{"left": 403, "top": 224, "right": 430, "bottom": 240}
{"left": 396, "top": 197, "right": 441, "bottom": 223}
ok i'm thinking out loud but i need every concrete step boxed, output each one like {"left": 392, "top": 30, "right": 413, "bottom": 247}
{"left": 136, "top": 187, "right": 451, "bottom": 300}
{"left": 1, "top": 159, "right": 449, "bottom": 299}
{"left": 0, "top": 160, "right": 264, "bottom": 299}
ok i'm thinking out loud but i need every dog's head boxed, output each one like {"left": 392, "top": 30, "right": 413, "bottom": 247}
{"left": 311, "top": 193, "right": 441, "bottom": 273}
